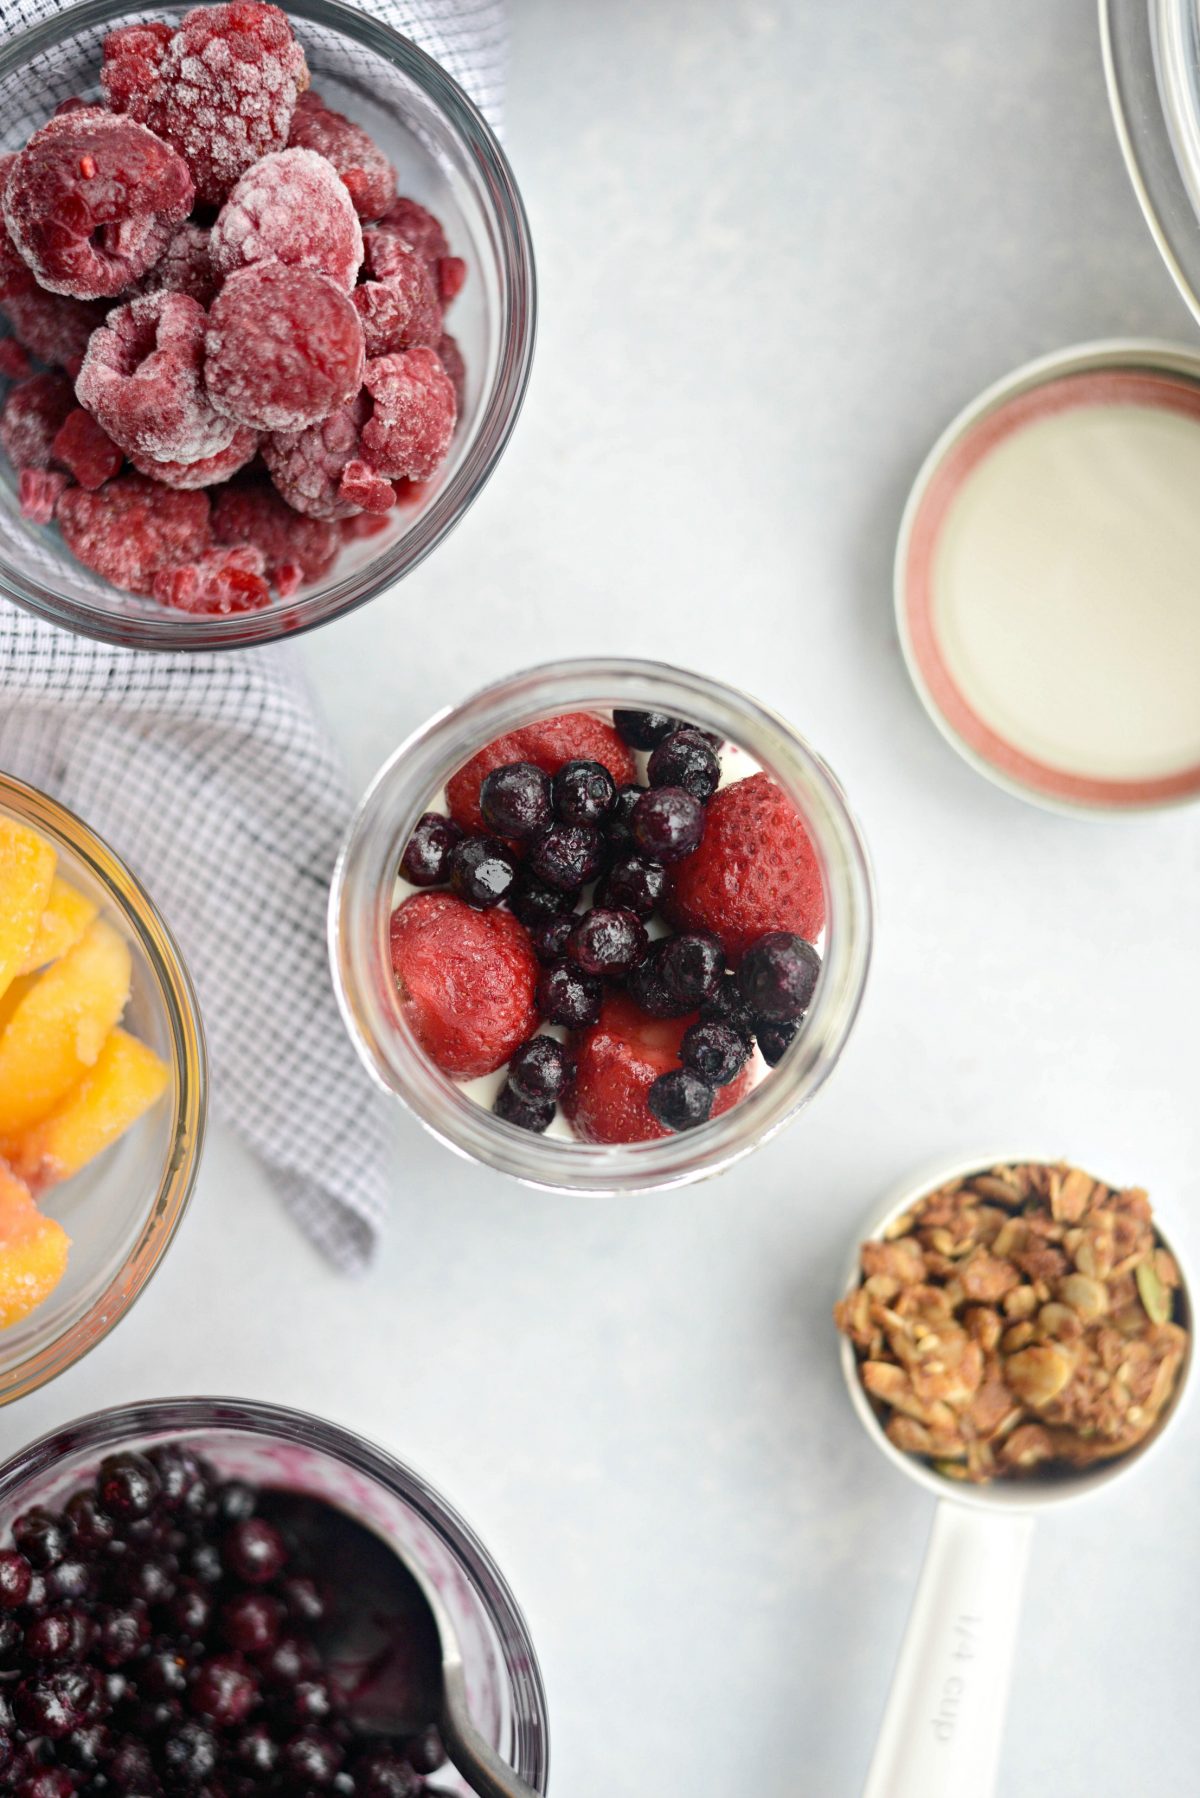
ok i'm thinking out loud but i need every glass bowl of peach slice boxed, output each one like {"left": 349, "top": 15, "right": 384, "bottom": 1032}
{"left": 0, "top": 771, "right": 205, "bottom": 1403}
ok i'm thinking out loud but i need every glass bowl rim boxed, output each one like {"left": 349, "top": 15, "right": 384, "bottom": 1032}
{"left": 0, "top": 0, "right": 538, "bottom": 652}
{"left": 0, "top": 769, "right": 207, "bottom": 1403}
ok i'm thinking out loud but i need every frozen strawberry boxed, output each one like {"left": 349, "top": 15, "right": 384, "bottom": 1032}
{"left": 211, "top": 148, "right": 364, "bottom": 292}
{"left": 436, "top": 333, "right": 466, "bottom": 412}
{"left": 211, "top": 475, "right": 339, "bottom": 585}
{"left": 102, "top": 3, "right": 309, "bottom": 208}
{"left": 564, "top": 992, "right": 751, "bottom": 1145}
{"left": 3, "top": 111, "right": 194, "bottom": 299}
{"left": 1, "top": 373, "right": 75, "bottom": 470}
{"left": 377, "top": 195, "right": 450, "bottom": 265}
{"left": 437, "top": 256, "right": 467, "bottom": 305}
{"left": 78, "top": 292, "right": 237, "bottom": 465}
{"left": 0, "top": 288, "right": 105, "bottom": 377}
{"left": 129, "top": 424, "right": 258, "bottom": 490}
{"left": 205, "top": 264, "right": 365, "bottom": 432}
{"left": 0, "top": 338, "right": 31, "bottom": 379}
{"left": 57, "top": 474, "right": 210, "bottom": 596}
{"left": 152, "top": 544, "right": 270, "bottom": 614}
{"left": 0, "top": 155, "right": 35, "bottom": 302}
{"left": 352, "top": 230, "right": 441, "bottom": 356}
{"left": 140, "top": 223, "right": 218, "bottom": 308}
{"left": 337, "top": 458, "right": 395, "bottom": 514}
{"left": 360, "top": 347, "right": 456, "bottom": 481}
{"left": 287, "top": 90, "right": 396, "bottom": 221}
{"left": 51, "top": 408, "right": 123, "bottom": 490}
{"left": 665, "top": 773, "right": 825, "bottom": 960}
{"left": 261, "top": 392, "right": 369, "bottom": 519}
{"left": 18, "top": 468, "right": 70, "bottom": 524}
{"left": 447, "top": 714, "right": 637, "bottom": 835}
{"left": 389, "top": 890, "right": 539, "bottom": 1079}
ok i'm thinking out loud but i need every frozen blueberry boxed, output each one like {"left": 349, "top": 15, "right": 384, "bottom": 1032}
{"left": 647, "top": 729, "right": 720, "bottom": 802}
{"left": 0, "top": 1551, "right": 32, "bottom": 1608}
{"left": 222, "top": 1518, "right": 287, "bottom": 1585}
{"left": 509, "top": 874, "right": 576, "bottom": 929}
{"left": 284, "top": 1727, "right": 343, "bottom": 1785}
{"left": 647, "top": 1068, "right": 714, "bottom": 1131}
{"left": 479, "top": 762, "right": 553, "bottom": 840}
{"left": 160, "top": 1720, "right": 219, "bottom": 1785}
{"left": 537, "top": 962, "right": 602, "bottom": 1029}
{"left": 146, "top": 1446, "right": 210, "bottom": 1517}
{"left": 736, "top": 931, "right": 821, "bottom": 1020}
{"left": 680, "top": 1019, "right": 750, "bottom": 1086}
{"left": 529, "top": 823, "right": 604, "bottom": 893}
{"left": 700, "top": 972, "right": 757, "bottom": 1041}
{"left": 508, "top": 1036, "right": 575, "bottom": 1103}
{"left": 603, "top": 783, "right": 647, "bottom": 853}
{"left": 631, "top": 787, "right": 704, "bottom": 861}
{"left": 493, "top": 1083, "right": 555, "bottom": 1133}
{"left": 355, "top": 1747, "right": 424, "bottom": 1797}
{"left": 658, "top": 932, "right": 724, "bottom": 1008}
{"left": 12, "top": 1511, "right": 69, "bottom": 1570}
{"left": 567, "top": 907, "right": 648, "bottom": 977}
{"left": 595, "top": 853, "right": 666, "bottom": 918}
{"left": 756, "top": 1016, "right": 801, "bottom": 1066}
{"left": 613, "top": 709, "right": 679, "bottom": 749}
{"left": 448, "top": 835, "right": 518, "bottom": 909}
{"left": 552, "top": 759, "right": 616, "bottom": 825}
{"left": 399, "top": 812, "right": 461, "bottom": 886}
{"left": 624, "top": 944, "right": 690, "bottom": 1018}
{"left": 528, "top": 913, "right": 575, "bottom": 965}
{"left": 405, "top": 1726, "right": 448, "bottom": 1774}
{"left": 96, "top": 1454, "right": 161, "bottom": 1525}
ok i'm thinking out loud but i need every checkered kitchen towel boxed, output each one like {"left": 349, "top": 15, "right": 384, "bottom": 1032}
{"left": 0, "top": 0, "right": 507, "bottom": 1274}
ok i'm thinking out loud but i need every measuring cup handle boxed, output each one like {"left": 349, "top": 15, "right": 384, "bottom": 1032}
{"left": 861, "top": 1499, "right": 1034, "bottom": 1798}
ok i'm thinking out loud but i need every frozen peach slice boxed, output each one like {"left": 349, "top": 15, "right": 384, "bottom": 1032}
{"left": 18, "top": 878, "right": 99, "bottom": 975}
{"left": 0, "top": 918, "right": 132, "bottom": 1137}
{"left": 6, "top": 1028, "right": 168, "bottom": 1190}
{"left": 0, "top": 819, "right": 56, "bottom": 1001}
{"left": 0, "top": 1160, "right": 69, "bottom": 1329}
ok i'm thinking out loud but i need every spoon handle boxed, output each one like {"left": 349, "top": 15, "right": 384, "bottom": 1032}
{"left": 440, "top": 1660, "right": 543, "bottom": 1798}
{"left": 860, "top": 1499, "right": 1034, "bottom": 1798}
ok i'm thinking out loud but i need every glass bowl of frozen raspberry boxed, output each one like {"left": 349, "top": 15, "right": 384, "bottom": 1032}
{"left": 0, "top": 772, "right": 206, "bottom": 1406}
{"left": 0, "top": 0, "right": 535, "bottom": 649}
{"left": 330, "top": 659, "right": 874, "bottom": 1195}
{"left": 0, "top": 1396, "right": 551, "bottom": 1793}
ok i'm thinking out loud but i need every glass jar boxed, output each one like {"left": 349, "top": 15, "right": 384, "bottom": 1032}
{"left": 0, "top": 1397, "right": 550, "bottom": 1793}
{"left": 330, "top": 657, "right": 873, "bottom": 1194}
{"left": 0, "top": 772, "right": 206, "bottom": 1403}
{"left": 0, "top": 0, "right": 536, "bottom": 649}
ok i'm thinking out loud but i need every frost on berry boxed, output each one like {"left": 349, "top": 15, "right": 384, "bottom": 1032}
{"left": 140, "top": 223, "right": 218, "bottom": 308}
{"left": 18, "top": 467, "right": 69, "bottom": 524}
{"left": 51, "top": 408, "right": 123, "bottom": 490}
{"left": 436, "top": 332, "right": 466, "bottom": 413}
{"left": 377, "top": 195, "right": 450, "bottom": 265}
{"left": 2, "top": 111, "right": 194, "bottom": 299}
{"left": 102, "top": 3, "right": 310, "bottom": 208}
{"left": 205, "top": 263, "right": 364, "bottom": 432}
{"left": 78, "top": 292, "right": 238, "bottom": 465}
{"left": 361, "top": 347, "right": 457, "bottom": 481}
{"left": 0, "top": 373, "right": 75, "bottom": 470}
{"left": 152, "top": 543, "right": 270, "bottom": 614}
{"left": 211, "top": 147, "right": 364, "bottom": 291}
{"left": 211, "top": 474, "right": 339, "bottom": 585}
{"left": 0, "top": 155, "right": 35, "bottom": 302}
{"left": 287, "top": 89, "right": 396, "bottom": 221}
{"left": 57, "top": 473, "right": 211, "bottom": 595}
{"left": 352, "top": 229, "right": 441, "bottom": 357}
{"left": 129, "top": 424, "right": 258, "bottom": 490}
{"left": 338, "top": 458, "right": 395, "bottom": 514}
{"left": 260, "top": 392, "right": 370, "bottom": 519}
{"left": 0, "top": 287, "right": 105, "bottom": 377}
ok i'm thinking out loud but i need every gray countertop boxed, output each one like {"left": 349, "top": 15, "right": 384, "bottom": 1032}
{"left": 11, "top": 2, "right": 1200, "bottom": 1792}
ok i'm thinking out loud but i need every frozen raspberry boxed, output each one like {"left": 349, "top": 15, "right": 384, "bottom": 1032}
{"left": 211, "top": 148, "right": 363, "bottom": 291}
{"left": 57, "top": 474, "right": 210, "bottom": 595}
{"left": 360, "top": 348, "right": 456, "bottom": 481}
{"left": 140, "top": 223, "right": 218, "bottom": 308}
{"left": 3, "top": 111, "right": 194, "bottom": 300}
{"left": 51, "top": 408, "right": 123, "bottom": 490}
{"left": 352, "top": 230, "right": 441, "bottom": 356}
{"left": 564, "top": 993, "right": 751, "bottom": 1145}
{"left": 377, "top": 195, "right": 450, "bottom": 266}
{"left": 0, "top": 289, "right": 104, "bottom": 377}
{"left": 152, "top": 544, "right": 270, "bottom": 614}
{"left": 0, "top": 156, "right": 34, "bottom": 302}
{"left": 437, "top": 333, "right": 466, "bottom": 412}
{"left": 211, "top": 475, "right": 339, "bottom": 585}
{"left": 666, "top": 773, "right": 826, "bottom": 959}
{"left": 129, "top": 424, "right": 259, "bottom": 490}
{"left": 448, "top": 715, "right": 637, "bottom": 835}
{"left": 1, "top": 373, "right": 75, "bottom": 470}
{"left": 102, "top": 3, "right": 310, "bottom": 208}
{"left": 438, "top": 256, "right": 467, "bottom": 305}
{"left": 338, "top": 458, "right": 395, "bottom": 514}
{"left": 78, "top": 292, "right": 237, "bottom": 466}
{"left": 261, "top": 392, "right": 368, "bottom": 519}
{"left": 287, "top": 90, "right": 396, "bottom": 221}
{"left": 0, "top": 338, "right": 31, "bottom": 379}
{"left": 205, "top": 264, "right": 364, "bottom": 433}
{"left": 340, "top": 509, "right": 390, "bottom": 542}
{"left": 389, "top": 890, "right": 539, "bottom": 1079}
{"left": 18, "top": 467, "right": 69, "bottom": 524}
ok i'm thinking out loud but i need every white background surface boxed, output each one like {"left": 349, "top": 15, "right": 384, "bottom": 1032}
{"left": 7, "top": 1, "right": 1200, "bottom": 1792}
